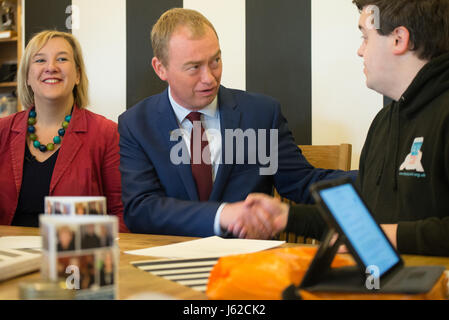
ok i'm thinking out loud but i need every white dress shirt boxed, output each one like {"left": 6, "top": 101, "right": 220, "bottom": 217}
{"left": 168, "top": 88, "right": 227, "bottom": 235}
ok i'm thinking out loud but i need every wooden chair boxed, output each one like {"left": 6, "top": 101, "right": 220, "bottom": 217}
{"left": 298, "top": 144, "right": 352, "bottom": 171}
{"left": 276, "top": 144, "right": 352, "bottom": 243}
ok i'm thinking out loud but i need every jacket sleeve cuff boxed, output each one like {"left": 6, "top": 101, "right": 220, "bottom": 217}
{"left": 285, "top": 204, "right": 325, "bottom": 240}
{"left": 396, "top": 221, "right": 418, "bottom": 254}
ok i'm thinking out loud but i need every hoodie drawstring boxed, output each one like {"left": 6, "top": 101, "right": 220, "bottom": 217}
{"left": 376, "top": 157, "right": 385, "bottom": 186}
{"left": 375, "top": 100, "right": 401, "bottom": 191}
{"left": 376, "top": 102, "right": 394, "bottom": 186}
{"left": 393, "top": 104, "right": 400, "bottom": 191}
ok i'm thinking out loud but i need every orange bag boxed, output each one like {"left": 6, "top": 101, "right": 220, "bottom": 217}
{"left": 206, "top": 247, "right": 354, "bottom": 300}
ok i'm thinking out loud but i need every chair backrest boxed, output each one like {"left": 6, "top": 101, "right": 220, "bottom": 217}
{"left": 275, "top": 143, "right": 352, "bottom": 244}
{"left": 298, "top": 144, "right": 352, "bottom": 171}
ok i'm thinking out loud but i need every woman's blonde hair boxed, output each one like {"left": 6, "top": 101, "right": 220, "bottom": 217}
{"left": 18, "top": 30, "right": 89, "bottom": 109}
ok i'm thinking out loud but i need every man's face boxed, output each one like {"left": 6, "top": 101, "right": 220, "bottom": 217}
{"left": 357, "top": 9, "right": 394, "bottom": 96}
{"left": 154, "top": 25, "right": 222, "bottom": 110}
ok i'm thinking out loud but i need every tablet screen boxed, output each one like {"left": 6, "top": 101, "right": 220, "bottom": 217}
{"left": 319, "top": 183, "right": 400, "bottom": 277}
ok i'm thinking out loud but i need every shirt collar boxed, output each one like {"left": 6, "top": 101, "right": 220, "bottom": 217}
{"left": 168, "top": 86, "right": 219, "bottom": 124}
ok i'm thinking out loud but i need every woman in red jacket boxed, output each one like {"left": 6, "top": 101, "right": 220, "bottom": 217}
{"left": 0, "top": 30, "right": 128, "bottom": 232}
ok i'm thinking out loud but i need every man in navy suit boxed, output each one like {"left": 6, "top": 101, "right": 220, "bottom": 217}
{"left": 118, "top": 8, "right": 355, "bottom": 238}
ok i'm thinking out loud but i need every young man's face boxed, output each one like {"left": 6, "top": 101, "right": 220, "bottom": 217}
{"left": 357, "top": 9, "right": 394, "bottom": 96}
{"left": 153, "top": 25, "right": 222, "bottom": 110}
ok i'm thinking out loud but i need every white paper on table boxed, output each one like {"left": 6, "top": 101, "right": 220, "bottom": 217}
{"left": 124, "top": 236, "right": 285, "bottom": 259}
{"left": 0, "top": 236, "right": 42, "bottom": 249}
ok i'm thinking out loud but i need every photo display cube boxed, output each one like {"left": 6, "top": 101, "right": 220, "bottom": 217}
{"left": 39, "top": 215, "right": 118, "bottom": 300}
{"left": 45, "top": 196, "right": 107, "bottom": 215}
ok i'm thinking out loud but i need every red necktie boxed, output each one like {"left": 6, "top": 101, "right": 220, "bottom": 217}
{"left": 186, "top": 112, "right": 213, "bottom": 201}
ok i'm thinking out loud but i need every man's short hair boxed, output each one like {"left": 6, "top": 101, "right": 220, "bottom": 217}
{"left": 353, "top": 0, "right": 449, "bottom": 60}
{"left": 151, "top": 8, "right": 218, "bottom": 67}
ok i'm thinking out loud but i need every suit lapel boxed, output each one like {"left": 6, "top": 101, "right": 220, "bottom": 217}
{"left": 209, "top": 87, "right": 241, "bottom": 201}
{"left": 50, "top": 107, "right": 85, "bottom": 193}
{"left": 156, "top": 89, "right": 199, "bottom": 201}
{"left": 10, "top": 111, "right": 28, "bottom": 195}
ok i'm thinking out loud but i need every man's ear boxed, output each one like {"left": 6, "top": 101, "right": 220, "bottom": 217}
{"left": 392, "top": 26, "right": 411, "bottom": 55}
{"left": 152, "top": 57, "right": 168, "bottom": 81}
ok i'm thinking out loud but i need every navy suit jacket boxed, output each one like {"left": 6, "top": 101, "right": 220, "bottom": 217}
{"left": 118, "top": 86, "right": 356, "bottom": 236}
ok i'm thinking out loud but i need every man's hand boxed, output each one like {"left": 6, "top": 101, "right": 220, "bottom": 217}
{"left": 220, "top": 201, "right": 274, "bottom": 239}
{"left": 333, "top": 224, "right": 398, "bottom": 254}
{"left": 223, "top": 193, "right": 289, "bottom": 240}
{"left": 381, "top": 224, "right": 398, "bottom": 248}
{"left": 245, "top": 193, "right": 289, "bottom": 235}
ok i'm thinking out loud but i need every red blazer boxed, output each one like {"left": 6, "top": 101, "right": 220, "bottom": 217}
{"left": 0, "top": 106, "right": 128, "bottom": 232}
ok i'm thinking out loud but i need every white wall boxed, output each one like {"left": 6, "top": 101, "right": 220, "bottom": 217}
{"left": 312, "top": 0, "right": 383, "bottom": 169}
{"left": 184, "top": 0, "right": 246, "bottom": 91}
{"left": 72, "top": 0, "right": 127, "bottom": 123}
{"left": 71, "top": 0, "right": 245, "bottom": 121}
{"left": 67, "top": 0, "right": 381, "bottom": 169}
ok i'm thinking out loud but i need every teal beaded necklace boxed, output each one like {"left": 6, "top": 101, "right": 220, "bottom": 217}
{"left": 27, "top": 108, "right": 72, "bottom": 152}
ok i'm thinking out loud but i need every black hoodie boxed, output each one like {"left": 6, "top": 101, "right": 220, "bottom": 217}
{"left": 358, "top": 52, "right": 449, "bottom": 256}
{"left": 287, "top": 53, "right": 449, "bottom": 256}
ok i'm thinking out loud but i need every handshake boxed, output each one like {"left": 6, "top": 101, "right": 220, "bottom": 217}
{"left": 220, "top": 193, "right": 290, "bottom": 240}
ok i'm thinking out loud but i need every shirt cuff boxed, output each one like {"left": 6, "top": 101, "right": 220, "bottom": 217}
{"left": 214, "top": 203, "right": 228, "bottom": 236}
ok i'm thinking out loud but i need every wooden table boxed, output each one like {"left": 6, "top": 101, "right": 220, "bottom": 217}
{"left": 0, "top": 226, "right": 207, "bottom": 300}
{"left": 1, "top": 226, "right": 449, "bottom": 300}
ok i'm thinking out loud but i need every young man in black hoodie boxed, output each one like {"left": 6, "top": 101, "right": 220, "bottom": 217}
{"left": 229, "top": 0, "right": 449, "bottom": 256}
